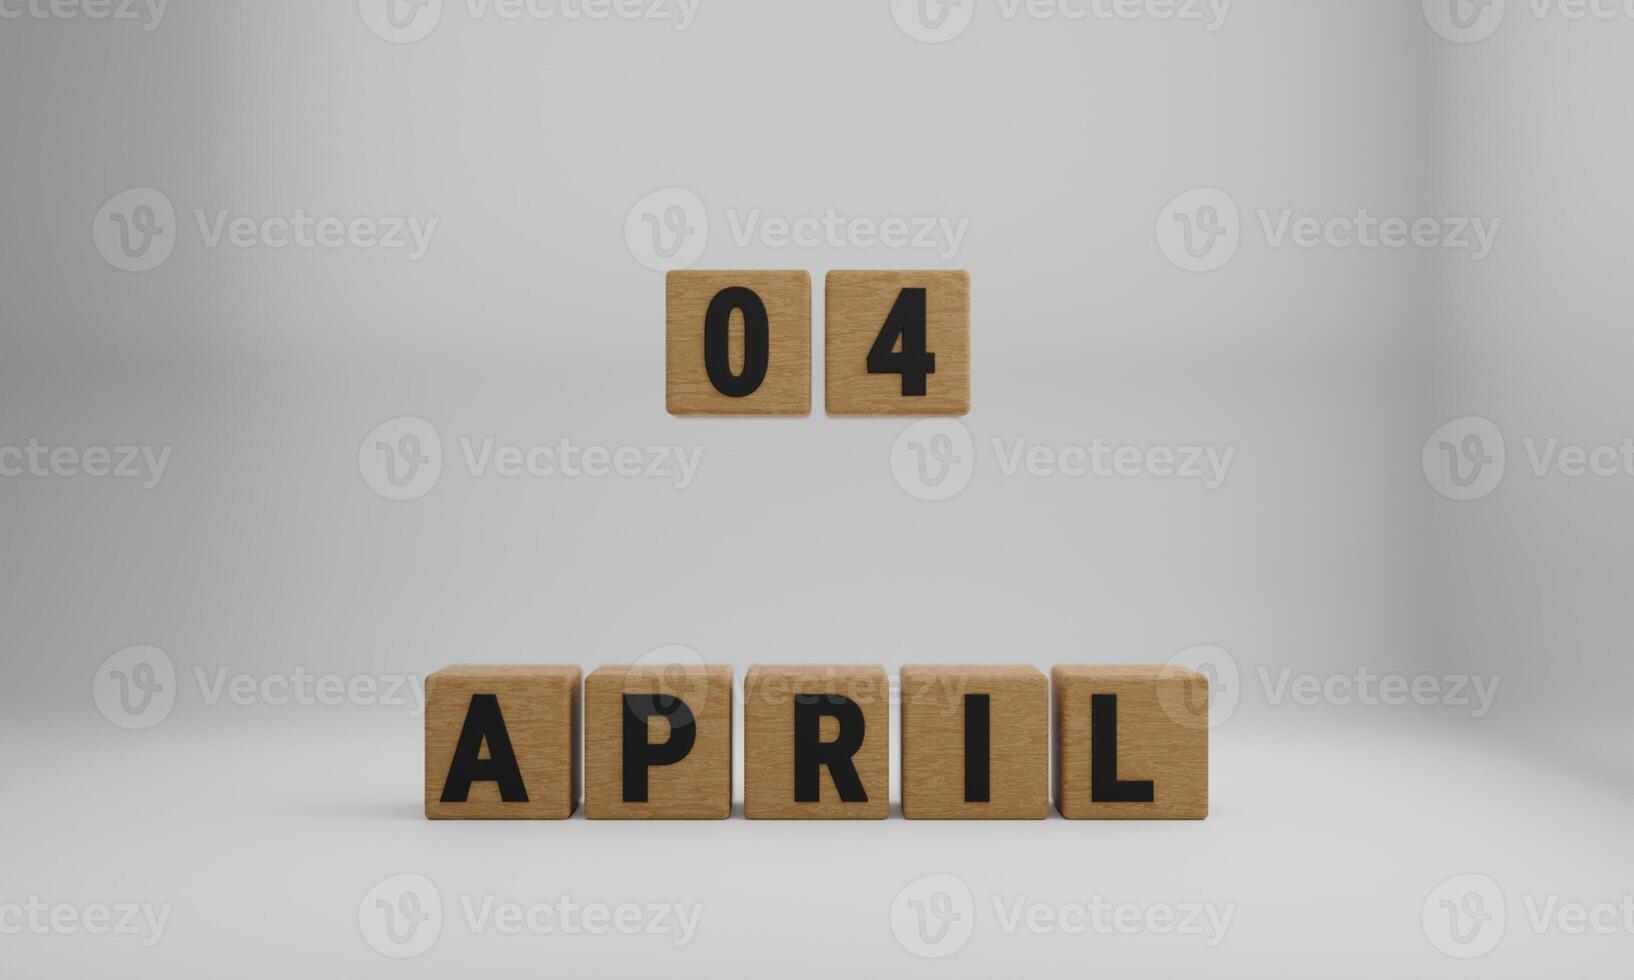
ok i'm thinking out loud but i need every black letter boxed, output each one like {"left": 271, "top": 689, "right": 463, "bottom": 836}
{"left": 793, "top": 694, "right": 868, "bottom": 803}
{"left": 1091, "top": 693, "right": 1154, "bottom": 803}
{"left": 440, "top": 693, "right": 529, "bottom": 803}
{"left": 703, "top": 286, "right": 770, "bottom": 397}
{"left": 964, "top": 693, "right": 991, "bottom": 803}
{"left": 622, "top": 694, "right": 698, "bottom": 803}
{"left": 865, "top": 287, "right": 936, "bottom": 396}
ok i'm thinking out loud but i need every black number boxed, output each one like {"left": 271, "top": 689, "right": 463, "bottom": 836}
{"left": 866, "top": 288, "right": 936, "bottom": 396}
{"left": 703, "top": 286, "right": 770, "bottom": 398}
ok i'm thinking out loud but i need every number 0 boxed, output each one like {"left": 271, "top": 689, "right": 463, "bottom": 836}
{"left": 867, "top": 288, "right": 936, "bottom": 397}
{"left": 703, "top": 286, "right": 770, "bottom": 398}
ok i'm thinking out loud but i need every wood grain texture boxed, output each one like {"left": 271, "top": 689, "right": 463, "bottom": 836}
{"left": 424, "top": 666, "right": 580, "bottom": 820}
{"left": 584, "top": 665, "right": 732, "bottom": 820}
{"left": 824, "top": 269, "right": 970, "bottom": 416}
{"left": 1052, "top": 666, "right": 1209, "bottom": 820}
{"left": 667, "top": 269, "right": 811, "bottom": 416}
{"left": 901, "top": 665, "right": 1048, "bottom": 820}
{"left": 743, "top": 665, "right": 889, "bottom": 819}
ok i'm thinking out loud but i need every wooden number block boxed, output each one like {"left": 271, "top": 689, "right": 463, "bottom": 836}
{"left": 1052, "top": 666, "right": 1209, "bottom": 820}
{"left": 583, "top": 665, "right": 733, "bottom": 820}
{"left": 901, "top": 665, "right": 1048, "bottom": 820}
{"left": 667, "top": 270, "right": 811, "bottom": 415}
{"left": 424, "top": 666, "right": 581, "bottom": 820}
{"left": 825, "top": 270, "right": 970, "bottom": 416}
{"left": 743, "top": 666, "right": 888, "bottom": 819}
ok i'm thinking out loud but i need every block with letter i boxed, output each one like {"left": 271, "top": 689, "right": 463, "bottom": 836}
{"left": 667, "top": 270, "right": 812, "bottom": 415}
{"left": 1052, "top": 666, "right": 1209, "bottom": 820}
{"left": 825, "top": 270, "right": 970, "bottom": 416}
{"left": 583, "top": 665, "right": 733, "bottom": 819}
{"left": 901, "top": 666, "right": 1048, "bottom": 819}
{"left": 743, "top": 666, "right": 889, "bottom": 819}
{"left": 424, "top": 666, "right": 581, "bottom": 820}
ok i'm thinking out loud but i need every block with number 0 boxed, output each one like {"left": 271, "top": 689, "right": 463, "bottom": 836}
{"left": 667, "top": 270, "right": 812, "bottom": 416}
{"left": 825, "top": 270, "right": 970, "bottom": 416}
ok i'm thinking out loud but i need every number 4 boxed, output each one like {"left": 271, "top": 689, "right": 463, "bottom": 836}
{"left": 866, "top": 288, "right": 936, "bottom": 397}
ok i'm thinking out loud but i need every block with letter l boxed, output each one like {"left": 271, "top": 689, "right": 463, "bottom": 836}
{"left": 1053, "top": 665, "right": 1208, "bottom": 820}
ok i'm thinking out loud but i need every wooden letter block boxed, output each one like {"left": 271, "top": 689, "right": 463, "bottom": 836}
{"left": 825, "top": 270, "right": 970, "bottom": 416}
{"left": 743, "top": 666, "right": 888, "bottom": 819}
{"left": 1052, "top": 666, "right": 1209, "bottom": 820}
{"left": 667, "top": 269, "right": 811, "bottom": 415}
{"left": 583, "top": 665, "right": 733, "bottom": 820}
{"left": 424, "top": 666, "right": 581, "bottom": 820}
{"left": 901, "top": 666, "right": 1048, "bottom": 820}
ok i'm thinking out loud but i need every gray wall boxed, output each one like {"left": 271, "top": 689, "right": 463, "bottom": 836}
{"left": 0, "top": 1, "right": 1543, "bottom": 748}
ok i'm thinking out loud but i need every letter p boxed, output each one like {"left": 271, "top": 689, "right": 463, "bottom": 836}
{"left": 623, "top": 694, "right": 698, "bottom": 802}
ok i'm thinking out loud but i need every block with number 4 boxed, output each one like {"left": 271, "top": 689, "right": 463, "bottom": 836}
{"left": 667, "top": 270, "right": 811, "bottom": 416}
{"left": 825, "top": 270, "right": 970, "bottom": 416}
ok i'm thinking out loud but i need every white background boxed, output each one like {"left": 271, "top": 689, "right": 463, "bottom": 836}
{"left": 1, "top": 0, "right": 1629, "bottom": 976}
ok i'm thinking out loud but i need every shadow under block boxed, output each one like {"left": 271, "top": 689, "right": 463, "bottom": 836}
{"left": 1052, "top": 666, "right": 1209, "bottom": 820}
{"left": 824, "top": 269, "right": 970, "bottom": 416}
{"left": 743, "top": 666, "right": 889, "bottom": 819}
{"left": 584, "top": 665, "right": 733, "bottom": 820}
{"left": 900, "top": 665, "right": 1048, "bottom": 820}
{"left": 424, "top": 666, "right": 581, "bottom": 820}
{"left": 666, "top": 269, "right": 811, "bottom": 416}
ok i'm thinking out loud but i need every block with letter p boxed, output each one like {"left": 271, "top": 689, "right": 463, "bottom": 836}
{"left": 424, "top": 665, "right": 581, "bottom": 820}
{"left": 744, "top": 666, "right": 888, "bottom": 819}
{"left": 1052, "top": 665, "right": 1209, "bottom": 820}
{"left": 584, "top": 665, "right": 733, "bottom": 819}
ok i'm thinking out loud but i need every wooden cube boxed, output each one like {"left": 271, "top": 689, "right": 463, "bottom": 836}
{"left": 1052, "top": 666, "right": 1209, "bottom": 820}
{"left": 743, "top": 666, "right": 888, "bottom": 819}
{"left": 583, "top": 665, "right": 732, "bottom": 820}
{"left": 667, "top": 270, "right": 811, "bottom": 415}
{"left": 901, "top": 665, "right": 1048, "bottom": 819}
{"left": 824, "top": 270, "right": 970, "bottom": 416}
{"left": 424, "top": 666, "right": 581, "bottom": 820}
